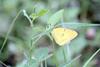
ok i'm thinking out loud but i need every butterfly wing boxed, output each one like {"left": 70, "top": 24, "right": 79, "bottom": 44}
{"left": 51, "top": 28, "right": 78, "bottom": 46}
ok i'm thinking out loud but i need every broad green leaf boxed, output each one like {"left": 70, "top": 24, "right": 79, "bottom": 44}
{"left": 48, "top": 9, "right": 64, "bottom": 25}
{"left": 38, "top": 9, "right": 48, "bottom": 16}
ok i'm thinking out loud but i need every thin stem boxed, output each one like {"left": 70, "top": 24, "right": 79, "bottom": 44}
{"left": 57, "top": 23, "right": 100, "bottom": 27}
{"left": 48, "top": 34, "right": 59, "bottom": 67}
{"left": 28, "top": 33, "right": 45, "bottom": 66}
{"left": 40, "top": 62, "right": 43, "bottom": 67}
{"left": 45, "top": 60, "right": 47, "bottom": 67}
{"left": 62, "top": 47, "right": 67, "bottom": 63}
{"left": 0, "top": 60, "right": 8, "bottom": 67}
{"left": 0, "top": 10, "right": 22, "bottom": 53}
{"left": 83, "top": 48, "right": 100, "bottom": 67}
{"left": 50, "top": 36, "right": 59, "bottom": 67}
{"left": 39, "top": 54, "right": 53, "bottom": 63}
{"left": 65, "top": 54, "right": 81, "bottom": 66}
{"left": 23, "top": 10, "right": 33, "bottom": 27}
{"left": 66, "top": 45, "right": 71, "bottom": 62}
{"left": 30, "top": 33, "right": 44, "bottom": 52}
{"left": 28, "top": 35, "right": 42, "bottom": 61}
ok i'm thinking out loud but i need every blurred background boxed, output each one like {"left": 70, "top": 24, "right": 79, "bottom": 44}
{"left": 0, "top": 0, "right": 100, "bottom": 67}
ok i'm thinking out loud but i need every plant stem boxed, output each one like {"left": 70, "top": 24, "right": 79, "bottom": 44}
{"left": 83, "top": 48, "right": 100, "bottom": 67}
{"left": 66, "top": 45, "right": 71, "bottom": 62}
{"left": 62, "top": 47, "right": 67, "bottom": 63}
{"left": 0, "top": 10, "right": 22, "bottom": 53}
{"left": 52, "top": 39, "right": 59, "bottom": 67}
{"left": 23, "top": 10, "right": 33, "bottom": 27}
{"left": 39, "top": 54, "right": 53, "bottom": 63}
{"left": 49, "top": 34, "right": 59, "bottom": 67}
{"left": 40, "top": 62, "right": 43, "bottom": 67}
{"left": 57, "top": 23, "right": 100, "bottom": 27}
{"left": 45, "top": 60, "right": 47, "bottom": 67}
{"left": 0, "top": 60, "right": 8, "bottom": 67}
{"left": 66, "top": 54, "right": 81, "bottom": 66}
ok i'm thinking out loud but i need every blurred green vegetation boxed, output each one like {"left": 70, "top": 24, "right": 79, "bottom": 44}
{"left": 0, "top": 0, "right": 100, "bottom": 67}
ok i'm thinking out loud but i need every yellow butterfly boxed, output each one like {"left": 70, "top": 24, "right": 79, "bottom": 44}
{"left": 51, "top": 28, "right": 78, "bottom": 46}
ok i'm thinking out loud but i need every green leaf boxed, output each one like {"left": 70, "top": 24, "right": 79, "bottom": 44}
{"left": 34, "top": 47, "right": 49, "bottom": 61}
{"left": 48, "top": 9, "right": 64, "bottom": 25}
{"left": 30, "top": 13, "right": 38, "bottom": 20}
{"left": 30, "top": 9, "right": 48, "bottom": 21}
{"left": 38, "top": 9, "right": 48, "bottom": 16}
{"left": 16, "top": 60, "right": 39, "bottom": 67}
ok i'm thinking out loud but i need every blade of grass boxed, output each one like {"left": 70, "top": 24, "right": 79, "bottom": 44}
{"left": 57, "top": 23, "right": 100, "bottom": 27}
{"left": 66, "top": 54, "right": 81, "bottom": 66}
{"left": 63, "top": 54, "right": 81, "bottom": 67}
{"left": 62, "top": 46, "right": 67, "bottom": 63}
{"left": 0, "top": 10, "right": 22, "bottom": 53}
{"left": 83, "top": 48, "right": 100, "bottom": 67}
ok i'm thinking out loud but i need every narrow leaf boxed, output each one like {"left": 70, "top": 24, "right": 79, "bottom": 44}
{"left": 83, "top": 48, "right": 100, "bottom": 67}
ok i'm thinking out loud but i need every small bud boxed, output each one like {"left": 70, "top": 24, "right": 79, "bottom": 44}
{"left": 86, "top": 28, "right": 96, "bottom": 40}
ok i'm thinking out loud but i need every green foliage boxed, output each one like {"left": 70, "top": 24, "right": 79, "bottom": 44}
{"left": 34, "top": 48, "right": 49, "bottom": 61}
{"left": 0, "top": 0, "right": 100, "bottom": 67}
{"left": 48, "top": 9, "right": 64, "bottom": 26}
{"left": 30, "top": 9, "right": 48, "bottom": 21}
{"left": 38, "top": 9, "right": 48, "bottom": 17}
